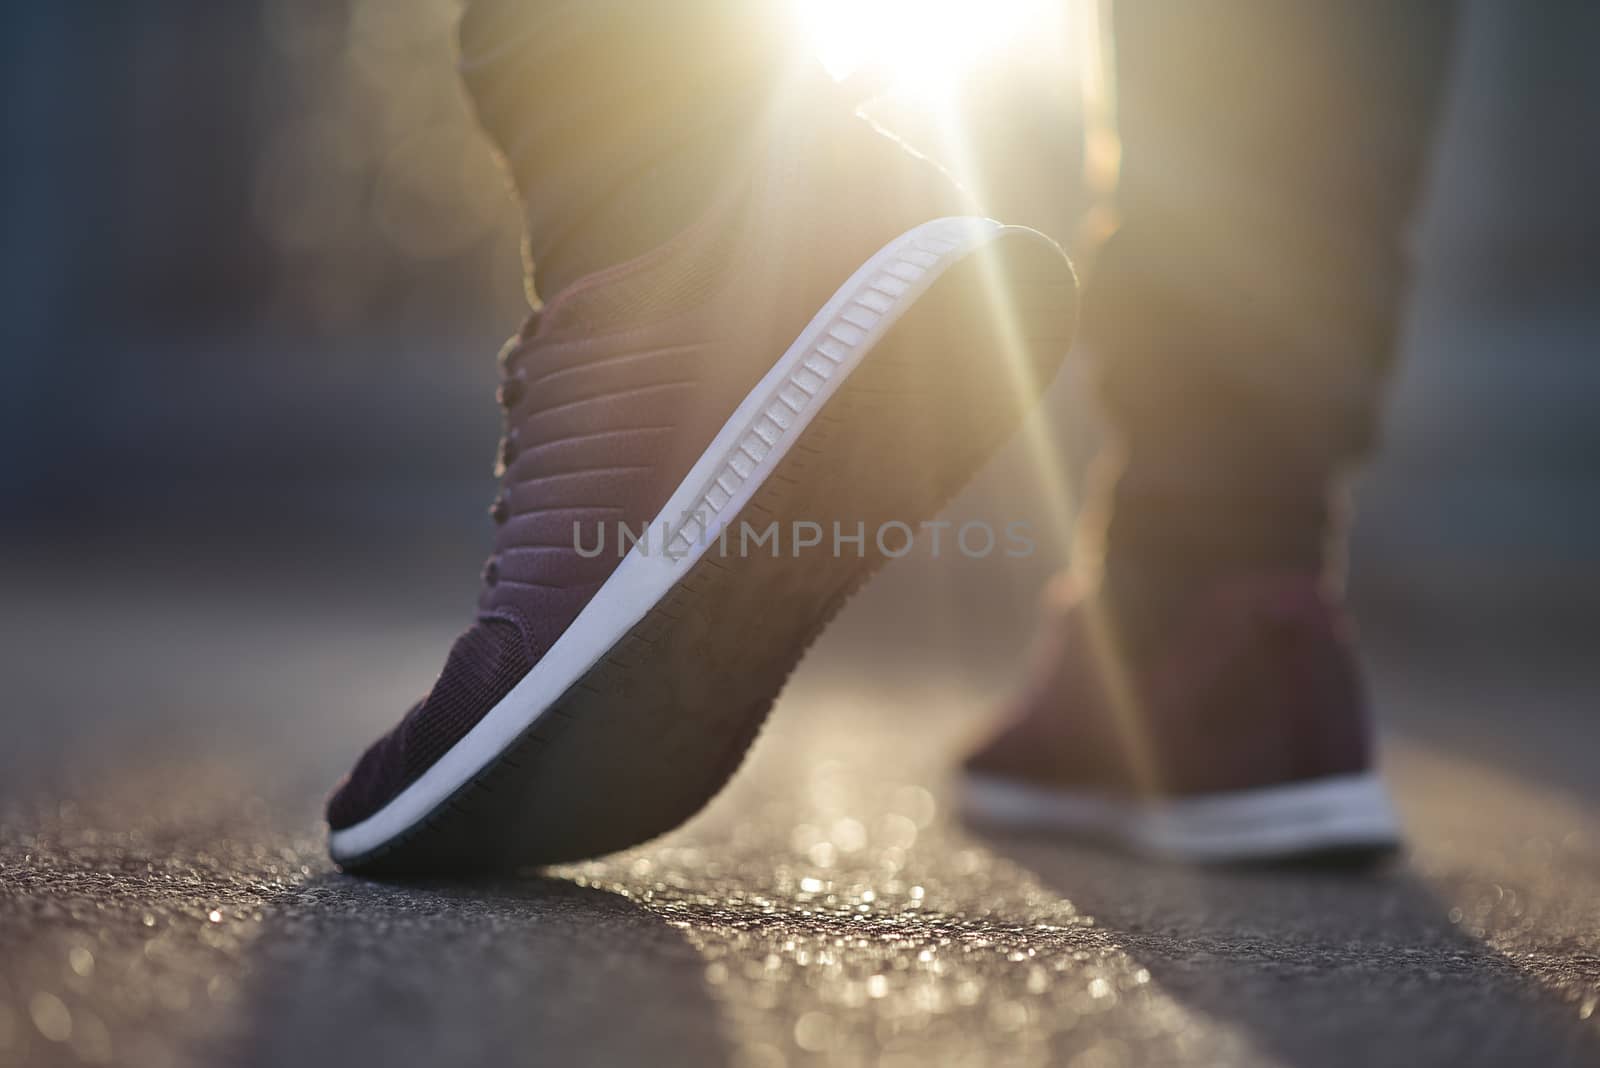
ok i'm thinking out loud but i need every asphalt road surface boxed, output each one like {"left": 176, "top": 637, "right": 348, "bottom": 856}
{"left": 3, "top": 541, "right": 1598, "bottom": 1068}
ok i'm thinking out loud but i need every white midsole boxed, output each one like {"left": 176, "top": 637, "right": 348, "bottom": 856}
{"left": 960, "top": 771, "right": 1401, "bottom": 861}
{"left": 330, "top": 217, "right": 1006, "bottom": 863}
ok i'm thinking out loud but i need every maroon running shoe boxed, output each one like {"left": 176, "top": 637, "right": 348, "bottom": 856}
{"left": 961, "top": 573, "right": 1401, "bottom": 862}
{"left": 327, "top": 102, "right": 1078, "bottom": 873}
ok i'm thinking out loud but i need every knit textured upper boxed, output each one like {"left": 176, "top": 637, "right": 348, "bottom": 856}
{"left": 327, "top": 100, "right": 974, "bottom": 831}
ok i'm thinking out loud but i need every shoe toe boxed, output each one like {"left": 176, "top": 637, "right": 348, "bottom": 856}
{"left": 326, "top": 725, "right": 408, "bottom": 831}
{"left": 325, "top": 617, "right": 535, "bottom": 835}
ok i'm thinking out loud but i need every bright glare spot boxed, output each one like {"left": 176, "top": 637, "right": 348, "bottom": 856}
{"left": 794, "top": 0, "right": 1049, "bottom": 96}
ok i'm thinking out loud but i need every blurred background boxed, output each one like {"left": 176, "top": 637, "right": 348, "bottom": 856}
{"left": 2, "top": 0, "right": 1597, "bottom": 583}
{"left": 3, "top": 3, "right": 1599, "bottom": 1066}
{"left": 0, "top": 1, "right": 525, "bottom": 536}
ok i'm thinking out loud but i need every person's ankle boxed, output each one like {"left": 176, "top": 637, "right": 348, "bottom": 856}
{"left": 458, "top": 0, "right": 804, "bottom": 302}
{"left": 526, "top": 86, "right": 974, "bottom": 301}
{"left": 529, "top": 110, "right": 757, "bottom": 300}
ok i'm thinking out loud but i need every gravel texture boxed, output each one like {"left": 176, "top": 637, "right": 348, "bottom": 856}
{"left": 3, "top": 548, "right": 1598, "bottom": 1068}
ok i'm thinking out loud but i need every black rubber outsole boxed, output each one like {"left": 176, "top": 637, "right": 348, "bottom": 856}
{"left": 343, "top": 229, "right": 1078, "bottom": 875}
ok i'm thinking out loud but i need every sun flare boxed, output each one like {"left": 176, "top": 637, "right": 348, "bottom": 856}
{"left": 793, "top": 0, "right": 1051, "bottom": 97}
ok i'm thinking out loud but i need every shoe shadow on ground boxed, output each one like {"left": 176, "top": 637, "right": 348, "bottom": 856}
{"left": 214, "top": 872, "right": 734, "bottom": 1068}
{"left": 980, "top": 834, "right": 1600, "bottom": 1068}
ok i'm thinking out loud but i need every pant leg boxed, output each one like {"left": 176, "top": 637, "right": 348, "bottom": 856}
{"left": 1089, "top": 0, "right": 1460, "bottom": 547}
{"left": 457, "top": 0, "right": 802, "bottom": 297}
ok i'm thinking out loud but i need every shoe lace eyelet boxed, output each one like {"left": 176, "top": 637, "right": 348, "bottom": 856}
{"left": 498, "top": 370, "right": 527, "bottom": 410}
{"left": 496, "top": 312, "right": 541, "bottom": 371}
{"left": 499, "top": 428, "right": 520, "bottom": 470}
{"left": 483, "top": 557, "right": 500, "bottom": 586}
{"left": 490, "top": 496, "right": 510, "bottom": 524}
